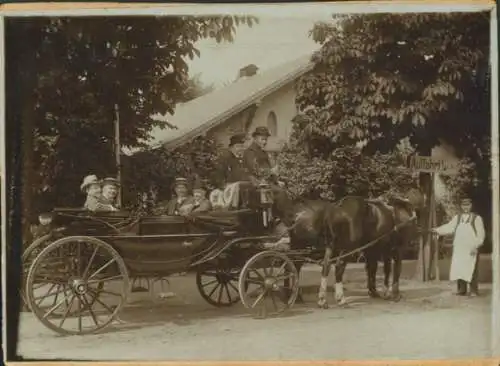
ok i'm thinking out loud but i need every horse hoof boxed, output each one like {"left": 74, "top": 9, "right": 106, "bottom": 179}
{"left": 337, "top": 299, "right": 348, "bottom": 307}
{"left": 392, "top": 293, "right": 402, "bottom": 302}
{"left": 369, "top": 291, "right": 381, "bottom": 299}
{"left": 317, "top": 299, "right": 328, "bottom": 309}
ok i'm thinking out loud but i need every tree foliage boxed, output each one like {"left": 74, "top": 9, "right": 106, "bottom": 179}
{"left": 179, "top": 73, "right": 215, "bottom": 102}
{"left": 277, "top": 145, "right": 416, "bottom": 201}
{"left": 6, "top": 15, "right": 256, "bottom": 217}
{"left": 297, "top": 13, "right": 490, "bottom": 156}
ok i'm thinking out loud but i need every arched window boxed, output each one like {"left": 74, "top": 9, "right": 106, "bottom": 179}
{"left": 267, "top": 111, "right": 278, "bottom": 136}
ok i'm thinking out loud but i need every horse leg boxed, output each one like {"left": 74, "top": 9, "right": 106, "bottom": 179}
{"left": 382, "top": 247, "right": 392, "bottom": 299}
{"left": 391, "top": 246, "right": 403, "bottom": 302}
{"left": 334, "top": 259, "right": 348, "bottom": 306}
{"left": 317, "top": 246, "right": 332, "bottom": 309}
{"left": 365, "top": 249, "right": 380, "bottom": 298}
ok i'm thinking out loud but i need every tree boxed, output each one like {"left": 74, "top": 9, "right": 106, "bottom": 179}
{"left": 294, "top": 13, "right": 492, "bottom": 250}
{"left": 5, "top": 15, "right": 257, "bottom": 231}
{"left": 297, "top": 13, "right": 490, "bottom": 156}
{"left": 179, "top": 73, "right": 215, "bottom": 102}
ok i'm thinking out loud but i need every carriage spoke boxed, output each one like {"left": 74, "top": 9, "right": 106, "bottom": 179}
{"left": 201, "top": 278, "right": 219, "bottom": 288}
{"left": 228, "top": 280, "right": 239, "bottom": 293}
{"left": 81, "top": 294, "right": 100, "bottom": 327}
{"left": 82, "top": 246, "right": 100, "bottom": 279}
{"left": 77, "top": 295, "right": 83, "bottom": 332}
{"left": 87, "top": 275, "right": 123, "bottom": 285}
{"left": 88, "top": 258, "right": 117, "bottom": 280}
{"left": 270, "top": 291, "right": 279, "bottom": 312}
{"left": 275, "top": 262, "right": 288, "bottom": 277}
{"left": 35, "top": 283, "right": 59, "bottom": 306}
{"left": 77, "top": 241, "right": 82, "bottom": 277}
{"left": 223, "top": 283, "right": 232, "bottom": 303}
{"left": 208, "top": 283, "right": 220, "bottom": 298}
{"left": 51, "top": 284, "right": 62, "bottom": 307}
{"left": 245, "top": 277, "right": 264, "bottom": 286}
{"left": 251, "top": 289, "right": 267, "bottom": 309}
{"left": 88, "top": 290, "right": 117, "bottom": 315}
{"left": 217, "top": 284, "right": 224, "bottom": 303}
{"left": 58, "top": 294, "right": 76, "bottom": 328}
{"left": 250, "top": 269, "right": 265, "bottom": 280}
{"left": 43, "top": 292, "right": 74, "bottom": 319}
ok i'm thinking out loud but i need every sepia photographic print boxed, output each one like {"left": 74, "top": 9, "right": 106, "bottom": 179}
{"left": 1, "top": 1, "right": 499, "bottom": 363}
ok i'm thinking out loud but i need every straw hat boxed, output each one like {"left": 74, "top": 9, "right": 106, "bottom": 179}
{"left": 101, "top": 177, "right": 121, "bottom": 187}
{"left": 80, "top": 175, "right": 100, "bottom": 193}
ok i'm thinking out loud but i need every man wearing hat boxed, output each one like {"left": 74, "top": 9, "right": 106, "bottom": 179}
{"left": 214, "top": 133, "right": 256, "bottom": 187}
{"left": 165, "top": 177, "right": 195, "bottom": 216}
{"left": 101, "top": 177, "right": 121, "bottom": 211}
{"left": 243, "top": 126, "right": 278, "bottom": 183}
{"left": 81, "top": 175, "right": 117, "bottom": 212}
{"left": 191, "top": 179, "right": 212, "bottom": 213}
{"left": 432, "top": 195, "right": 485, "bottom": 296}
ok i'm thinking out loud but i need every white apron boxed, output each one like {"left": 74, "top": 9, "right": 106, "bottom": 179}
{"left": 449, "top": 221, "right": 480, "bottom": 282}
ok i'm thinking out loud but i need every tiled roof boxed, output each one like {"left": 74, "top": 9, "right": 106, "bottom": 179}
{"left": 147, "top": 53, "right": 314, "bottom": 150}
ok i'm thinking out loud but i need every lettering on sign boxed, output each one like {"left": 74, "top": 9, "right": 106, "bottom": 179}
{"left": 407, "top": 155, "right": 459, "bottom": 173}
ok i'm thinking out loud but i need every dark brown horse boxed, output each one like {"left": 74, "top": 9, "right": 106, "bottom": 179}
{"left": 270, "top": 187, "right": 417, "bottom": 308}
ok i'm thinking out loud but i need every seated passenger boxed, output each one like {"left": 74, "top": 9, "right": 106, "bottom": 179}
{"left": 81, "top": 174, "right": 116, "bottom": 212}
{"left": 100, "top": 177, "right": 121, "bottom": 211}
{"left": 165, "top": 177, "right": 195, "bottom": 216}
{"left": 192, "top": 181, "right": 212, "bottom": 213}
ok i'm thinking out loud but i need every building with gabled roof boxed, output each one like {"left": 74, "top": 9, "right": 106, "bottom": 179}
{"left": 147, "top": 53, "right": 314, "bottom": 152}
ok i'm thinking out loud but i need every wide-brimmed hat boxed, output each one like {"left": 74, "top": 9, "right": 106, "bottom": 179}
{"left": 229, "top": 133, "right": 247, "bottom": 147}
{"left": 252, "top": 126, "right": 271, "bottom": 138}
{"left": 101, "top": 177, "right": 121, "bottom": 187}
{"left": 80, "top": 175, "right": 100, "bottom": 192}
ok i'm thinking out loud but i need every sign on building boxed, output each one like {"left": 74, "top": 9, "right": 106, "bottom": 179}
{"left": 407, "top": 155, "right": 459, "bottom": 174}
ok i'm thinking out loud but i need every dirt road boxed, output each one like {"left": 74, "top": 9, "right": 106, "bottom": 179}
{"left": 16, "top": 265, "right": 492, "bottom": 361}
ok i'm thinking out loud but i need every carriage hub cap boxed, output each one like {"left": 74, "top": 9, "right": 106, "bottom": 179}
{"left": 70, "top": 278, "right": 88, "bottom": 295}
{"left": 264, "top": 277, "right": 278, "bottom": 290}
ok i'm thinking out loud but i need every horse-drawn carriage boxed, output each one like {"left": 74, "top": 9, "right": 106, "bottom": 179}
{"left": 22, "top": 184, "right": 304, "bottom": 336}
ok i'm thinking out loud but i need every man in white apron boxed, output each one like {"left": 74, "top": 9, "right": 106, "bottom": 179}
{"left": 432, "top": 197, "right": 485, "bottom": 296}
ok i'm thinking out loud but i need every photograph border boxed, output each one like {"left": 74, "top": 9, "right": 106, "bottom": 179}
{"left": 1, "top": 1, "right": 498, "bottom": 364}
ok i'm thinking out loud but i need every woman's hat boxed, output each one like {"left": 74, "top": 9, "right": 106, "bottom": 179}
{"left": 102, "top": 177, "right": 121, "bottom": 187}
{"left": 229, "top": 133, "right": 246, "bottom": 147}
{"left": 252, "top": 126, "right": 271, "bottom": 138}
{"left": 80, "top": 175, "right": 100, "bottom": 192}
{"left": 173, "top": 177, "right": 189, "bottom": 188}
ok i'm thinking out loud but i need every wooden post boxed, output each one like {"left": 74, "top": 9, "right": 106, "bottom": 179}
{"left": 430, "top": 173, "right": 440, "bottom": 281}
{"left": 114, "top": 103, "right": 122, "bottom": 208}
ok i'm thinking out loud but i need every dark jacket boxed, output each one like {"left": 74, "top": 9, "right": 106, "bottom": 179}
{"left": 84, "top": 195, "right": 117, "bottom": 212}
{"left": 165, "top": 196, "right": 195, "bottom": 216}
{"left": 214, "top": 150, "right": 255, "bottom": 188}
{"left": 243, "top": 142, "right": 275, "bottom": 182}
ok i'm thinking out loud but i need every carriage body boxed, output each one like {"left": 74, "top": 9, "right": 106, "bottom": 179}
{"left": 23, "top": 195, "right": 301, "bottom": 336}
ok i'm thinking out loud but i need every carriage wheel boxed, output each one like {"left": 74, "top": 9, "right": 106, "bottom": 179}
{"left": 196, "top": 265, "right": 242, "bottom": 307}
{"left": 21, "top": 234, "right": 53, "bottom": 311}
{"left": 238, "top": 251, "right": 299, "bottom": 317}
{"left": 25, "top": 236, "right": 129, "bottom": 335}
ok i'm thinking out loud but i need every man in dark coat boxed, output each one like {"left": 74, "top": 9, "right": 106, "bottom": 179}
{"left": 214, "top": 133, "right": 256, "bottom": 188}
{"left": 243, "top": 126, "right": 277, "bottom": 183}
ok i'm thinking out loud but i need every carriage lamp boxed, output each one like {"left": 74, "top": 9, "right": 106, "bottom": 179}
{"left": 38, "top": 213, "right": 53, "bottom": 226}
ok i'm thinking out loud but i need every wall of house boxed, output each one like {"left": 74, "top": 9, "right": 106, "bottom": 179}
{"left": 205, "top": 81, "right": 298, "bottom": 151}
{"left": 248, "top": 82, "right": 298, "bottom": 152}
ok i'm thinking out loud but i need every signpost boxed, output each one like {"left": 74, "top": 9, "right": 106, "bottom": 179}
{"left": 114, "top": 103, "right": 122, "bottom": 208}
{"left": 407, "top": 154, "right": 458, "bottom": 282}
